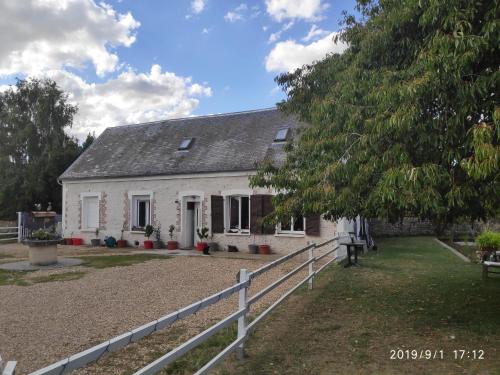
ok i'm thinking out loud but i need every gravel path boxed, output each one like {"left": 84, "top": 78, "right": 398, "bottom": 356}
{"left": 0, "top": 247, "right": 336, "bottom": 374}
{"left": 0, "top": 255, "right": 304, "bottom": 374}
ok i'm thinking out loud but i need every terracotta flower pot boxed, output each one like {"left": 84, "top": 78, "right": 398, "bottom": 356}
{"left": 64, "top": 238, "right": 73, "bottom": 245}
{"left": 259, "top": 244, "right": 271, "bottom": 254}
{"left": 196, "top": 242, "right": 207, "bottom": 251}
{"left": 117, "top": 239, "right": 128, "bottom": 248}
{"left": 144, "top": 240, "right": 154, "bottom": 249}
{"left": 72, "top": 238, "right": 83, "bottom": 246}
{"left": 167, "top": 240, "right": 178, "bottom": 250}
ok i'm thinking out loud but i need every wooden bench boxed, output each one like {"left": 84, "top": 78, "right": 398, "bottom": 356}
{"left": 482, "top": 261, "right": 500, "bottom": 279}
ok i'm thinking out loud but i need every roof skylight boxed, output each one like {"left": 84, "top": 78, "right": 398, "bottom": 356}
{"left": 274, "top": 128, "right": 289, "bottom": 142}
{"left": 178, "top": 138, "right": 194, "bottom": 150}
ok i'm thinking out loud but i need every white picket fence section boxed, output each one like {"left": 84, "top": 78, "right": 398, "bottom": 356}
{"left": 0, "top": 355, "right": 17, "bottom": 375}
{"left": 27, "top": 236, "right": 345, "bottom": 375}
{"left": 0, "top": 212, "right": 29, "bottom": 243}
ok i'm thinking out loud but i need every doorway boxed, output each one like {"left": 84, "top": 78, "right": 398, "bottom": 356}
{"left": 182, "top": 196, "right": 201, "bottom": 248}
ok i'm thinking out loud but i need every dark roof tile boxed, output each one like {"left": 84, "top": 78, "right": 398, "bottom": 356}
{"left": 60, "top": 108, "right": 304, "bottom": 180}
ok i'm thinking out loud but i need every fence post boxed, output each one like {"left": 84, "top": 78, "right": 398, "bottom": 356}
{"left": 308, "top": 243, "right": 315, "bottom": 290}
{"left": 237, "top": 268, "right": 248, "bottom": 360}
{"left": 0, "top": 355, "right": 17, "bottom": 375}
{"left": 17, "top": 212, "right": 22, "bottom": 243}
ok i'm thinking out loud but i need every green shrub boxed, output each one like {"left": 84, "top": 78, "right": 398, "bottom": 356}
{"left": 476, "top": 231, "right": 500, "bottom": 249}
{"left": 31, "top": 229, "right": 57, "bottom": 240}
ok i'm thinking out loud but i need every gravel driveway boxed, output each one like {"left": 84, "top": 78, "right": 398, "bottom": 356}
{"left": 0, "top": 254, "right": 313, "bottom": 374}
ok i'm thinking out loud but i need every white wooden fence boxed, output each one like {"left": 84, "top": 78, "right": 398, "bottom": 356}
{"left": 26, "top": 236, "right": 345, "bottom": 375}
{"left": 0, "top": 355, "right": 17, "bottom": 375}
{"left": 0, "top": 212, "right": 29, "bottom": 243}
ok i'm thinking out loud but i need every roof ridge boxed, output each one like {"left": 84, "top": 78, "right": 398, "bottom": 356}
{"left": 109, "top": 107, "right": 278, "bottom": 130}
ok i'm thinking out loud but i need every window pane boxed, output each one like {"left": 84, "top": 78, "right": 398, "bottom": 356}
{"left": 281, "top": 217, "right": 291, "bottom": 231}
{"left": 294, "top": 215, "right": 304, "bottom": 232}
{"left": 138, "top": 201, "right": 146, "bottom": 228}
{"left": 241, "top": 196, "right": 249, "bottom": 230}
{"left": 84, "top": 197, "right": 98, "bottom": 229}
{"left": 230, "top": 197, "right": 239, "bottom": 230}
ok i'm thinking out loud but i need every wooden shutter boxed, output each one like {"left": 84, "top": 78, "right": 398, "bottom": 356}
{"left": 250, "top": 195, "right": 263, "bottom": 234}
{"left": 261, "top": 195, "right": 275, "bottom": 234}
{"left": 251, "top": 194, "right": 275, "bottom": 234}
{"left": 305, "top": 215, "right": 321, "bottom": 236}
{"left": 211, "top": 196, "right": 224, "bottom": 233}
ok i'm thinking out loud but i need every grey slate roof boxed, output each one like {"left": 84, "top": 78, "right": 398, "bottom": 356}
{"left": 60, "top": 108, "right": 305, "bottom": 180}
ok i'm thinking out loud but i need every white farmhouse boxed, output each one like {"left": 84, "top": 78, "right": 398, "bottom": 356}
{"left": 60, "top": 108, "right": 352, "bottom": 253}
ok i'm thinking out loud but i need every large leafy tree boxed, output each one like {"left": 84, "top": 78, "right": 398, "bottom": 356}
{"left": 0, "top": 79, "right": 82, "bottom": 218}
{"left": 252, "top": 0, "right": 499, "bottom": 230}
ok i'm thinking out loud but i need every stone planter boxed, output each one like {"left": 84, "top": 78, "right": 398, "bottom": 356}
{"left": 23, "top": 239, "right": 61, "bottom": 266}
{"left": 91, "top": 239, "right": 101, "bottom": 247}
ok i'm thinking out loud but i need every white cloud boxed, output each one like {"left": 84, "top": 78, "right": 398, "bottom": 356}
{"left": 302, "top": 24, "right": 330, "bottom": 42}
{"left": 190, "top": 0, "right": 206, "bottom": 14}
{"left": 265, "top": 0, "right": 329, "bottom": 22}
{"left": 265, "top": 32, "right": 347, "bottom": 72}
{"left": 224, "top": 3, "right": 248, "bottom": 22}
{"left": 268, "top": 21, "right": 294, "bottom": 44}
{"left": 0, "top": 0, "right": 140, "bottom": 78}
{"left": 41, "top": 65, "right": 212, "bottom": 139}
{"left": 202, "top": 27, "right": 210, "bottom": 34}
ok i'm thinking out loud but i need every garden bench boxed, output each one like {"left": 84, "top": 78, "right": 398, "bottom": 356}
{"left": 482, "top": 261, "right": 500, "bottom": 279}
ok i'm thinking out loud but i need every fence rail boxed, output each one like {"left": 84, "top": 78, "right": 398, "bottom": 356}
{"left": 28, "top": 235, "right": 348, "bottom": 375}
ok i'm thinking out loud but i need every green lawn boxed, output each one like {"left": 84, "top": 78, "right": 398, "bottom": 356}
{"left": 212, "top": 237, "right": 500, "bottom": 374}
{"left": 0, "top": 254, "right": 171, "bottom": 286}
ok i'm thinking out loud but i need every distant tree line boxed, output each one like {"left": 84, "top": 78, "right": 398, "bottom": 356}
{"left": 0, "top": 79, "right": 94, "bottom": 219}
{"left": 252, "top": 0, "right": 499, "bottom": 231}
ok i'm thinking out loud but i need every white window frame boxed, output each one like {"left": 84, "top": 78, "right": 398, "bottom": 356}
{"left": 129, "top": 191, "right": 152, "bottom": 232}
{"left": 226, "top": 195, "right": 250, "bottom": 234}
{"left": 80, "top": 192, "right": 100, "bottom": 231}
{"left": 277, "top": 216, "right": 305, "bottom": 235}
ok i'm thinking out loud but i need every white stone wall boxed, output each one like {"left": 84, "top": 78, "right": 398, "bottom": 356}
{"left": 62, "top": 172, "right": 338, "bottom": 254}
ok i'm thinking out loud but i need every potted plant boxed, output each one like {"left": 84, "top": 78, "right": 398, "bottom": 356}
{"left": 153, "top": 224, "right": 164, "bottom": 249}
{"left": 167, "top": 224, "right": 178, "bottom": 250}
{"left": 22, "top": 229, "right": 62, "bottom": 266}
{"left": 72, "top": 236, "right": 83, "bottom": 246}
{"left": 259, "top": 235, "right": 271, "bottom": 254}
{"left": 248, "top": 234, "right": 258, "bottom": 254}
{"left": 117, "top": 222, "right": 128, "bottom": 248}
{"left": 477, "top": 231, "right": 500, "bottom": 261}
{"left": 91, "top": 228, "right": 101, "bottom": 247}
{"left": 196, "top": 226, "right": 209, "bottom": 254}
{"left": 143, "top": 224, "right": 154, "bottom": 249}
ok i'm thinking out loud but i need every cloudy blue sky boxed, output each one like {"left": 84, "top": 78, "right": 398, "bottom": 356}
{"left": 0, "top": 0, "right": 355, "bottom": 140}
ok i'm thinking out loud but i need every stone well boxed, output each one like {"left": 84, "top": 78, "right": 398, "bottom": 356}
{"left": 23, "top": 239, "right": 61, "bottom": 266}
